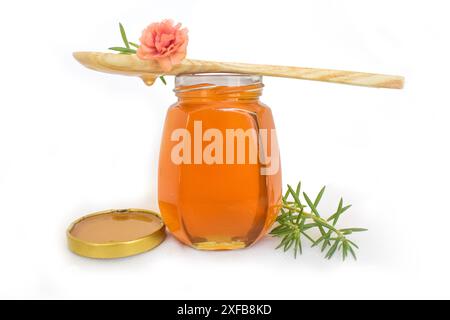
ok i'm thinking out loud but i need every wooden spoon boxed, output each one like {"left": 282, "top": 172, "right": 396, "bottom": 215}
{"left": 73, "top": 51, "right": 404, "bottom": 89}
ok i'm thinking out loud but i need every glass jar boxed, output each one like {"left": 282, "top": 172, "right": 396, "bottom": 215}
{"left": 158, "top": 74, "right": 282, "bottom": 250}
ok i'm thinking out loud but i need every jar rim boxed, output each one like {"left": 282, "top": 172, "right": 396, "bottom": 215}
{"left": 175, "top": 73, "right": 262, "bottom": 89}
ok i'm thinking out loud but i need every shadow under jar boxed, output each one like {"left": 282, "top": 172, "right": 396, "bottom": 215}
{"left": 158, "top": 74, "right": 282, "bottom": 250}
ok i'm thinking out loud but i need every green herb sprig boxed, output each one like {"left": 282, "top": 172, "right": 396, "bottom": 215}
{"left": 271, "top": 181, "right": 367, "bottom": 260}
{"left": 109, "top": 23, "right": 166, "bottom": 85}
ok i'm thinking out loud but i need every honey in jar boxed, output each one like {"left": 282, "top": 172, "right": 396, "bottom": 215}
{"left": 158, "top": 74, "right": 282, "bottom": 250}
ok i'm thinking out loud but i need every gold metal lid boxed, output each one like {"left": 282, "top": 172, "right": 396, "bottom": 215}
{"left": 67, "top": 208, "right": 165, "bottom": 259}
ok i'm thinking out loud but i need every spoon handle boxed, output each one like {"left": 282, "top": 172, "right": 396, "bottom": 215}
{"left": 179, "top": 59, "right": 404, "bottom": 89}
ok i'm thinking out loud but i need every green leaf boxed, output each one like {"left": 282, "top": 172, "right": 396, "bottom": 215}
{"left": 321, "top": 234, "right": 330, "bottom": 252}
{"left": 339, "top": 228, "right": 368, "bottom": 233}
{"left": 347, "top": 240, "right": 359, "bottom": 249}
{"left": 347, "top": 243, "right": 357, "bottom": 260}
{"left": 314, "top": 186, "right": 326, "bottom": 207}
{"left": 108, "top": 47, "right": 137, "bottom": 54}
{"left": 334, "top": 198, "right": 344, "bottom": 226}
{"left": 295, "top": 181, "right": 301, "bottom": 197}
{"left": 288, "top": 185, "right": 307, "bottom": 209}
{"left": 159, "top": 76, "right": 167, "bottom": 85}
{"left": 325, "top": 240, "right": 340, "bottom": 259}
{"left": 284, "top": 237, "right": 295, "bottom": 252}
{"left": 327, "top": 204, "right": 352, "bottom": 223}
{"left": 302, "top": 223, "right": 318, "bottom": 231}
{"left": 300, "top": 231, "right": 315, "bottom": 243}
{"left": 282, "top": 189, "right": 290, "bottom": 202}
{"left": 324, "top": 198, "right": 343, "bottom": 248}
{"left": 342, "top": 241, "right": 349, "bottom": 261}
{"left": 119, "top": 23, "right": 130, "bottom": 49}
{"left": 303, "top": 192, "right": 321, "bottom": 218}
{"left": 297, "top": 236, "right": 302, "bottom": 255}
{"left": 294, "top": 236, "right": 302, "bottom": 258}
{"left": 303, "top": 192, "right": 327, "bottom": 238}
{"left": 270, "top": 225, "right": 288, "bottom": 235}
{"left": 312, "top": 235, "right": 325, "bottom": 247}
{"left": 275, "top": 236, "right": 290, "bottom": 250}
{"left": 129, "top": 42, "right": 139, "bottom": 48}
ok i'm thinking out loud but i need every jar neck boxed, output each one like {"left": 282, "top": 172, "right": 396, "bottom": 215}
{"left": 175, "top": 83, "right": 263, "bottom": 103}
{"left": 174, "top": 74, "right": 263, "bottom": 103}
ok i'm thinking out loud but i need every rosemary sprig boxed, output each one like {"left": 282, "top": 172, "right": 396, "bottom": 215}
{"left": 108, "top": 23, "right": 166, "bottom": 85}
{"left": 119, "top": 22, "right": 130, "bottom": 49}
{"left": 270, "top": 181, "right": 367, "bottom": 260}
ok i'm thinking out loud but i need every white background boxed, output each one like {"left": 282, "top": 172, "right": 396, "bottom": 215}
{"left": 0, "top": 0, "right": 449, "bottom": 300}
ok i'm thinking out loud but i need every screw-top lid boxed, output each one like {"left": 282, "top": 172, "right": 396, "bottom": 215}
{"left": 67, "top": 209, "right": 165, "bottom": 259}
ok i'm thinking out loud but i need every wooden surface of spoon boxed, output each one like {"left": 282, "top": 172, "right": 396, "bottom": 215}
{"left": 73, "top": 51, "right": 404, "bottom": 89}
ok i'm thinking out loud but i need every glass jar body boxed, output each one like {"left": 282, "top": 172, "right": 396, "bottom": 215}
{"left": 158, "top": 75, "right": 282, "bottom": 250}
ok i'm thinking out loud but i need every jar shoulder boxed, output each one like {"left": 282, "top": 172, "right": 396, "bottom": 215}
{"left": 169, "top": 100, "right": 271, "bottom": 113}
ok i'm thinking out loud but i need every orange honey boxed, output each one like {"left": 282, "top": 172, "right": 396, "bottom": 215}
{"left": 158, "top": 74, "right": 282, "bottom": 250}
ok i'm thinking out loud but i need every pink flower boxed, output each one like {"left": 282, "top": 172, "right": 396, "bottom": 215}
{"left": 137, "top": 19, "right": 188, "bottom": 72}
